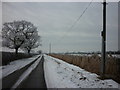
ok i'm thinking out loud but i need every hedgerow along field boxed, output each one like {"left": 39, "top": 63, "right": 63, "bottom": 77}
{"left": 1, "top": 51, "right": 37, "bottom": 66}
{"left": 49, "top": 54, "right": 120, "bottom": 84}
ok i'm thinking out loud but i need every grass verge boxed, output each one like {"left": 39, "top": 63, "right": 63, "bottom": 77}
{"left": 49, "top": 54, "right": 120, "bottom": 84}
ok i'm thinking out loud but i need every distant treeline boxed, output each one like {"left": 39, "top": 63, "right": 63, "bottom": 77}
{"left": 51, "top": 51, "right": 120, "bottom": 55}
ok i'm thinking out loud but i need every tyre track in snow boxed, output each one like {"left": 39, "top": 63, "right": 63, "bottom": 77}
{"left": 2, "top": 55, "right": 41, "bottom": 89}
{"left": 17, "top": 56, "right": 47, "bottom": 89}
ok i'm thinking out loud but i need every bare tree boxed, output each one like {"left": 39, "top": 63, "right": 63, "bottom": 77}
{"left": 21, "top": 30, "right": 41, "bottom": 54}
{"left": 2, "top": 20, "right": 40, "bottom": 54}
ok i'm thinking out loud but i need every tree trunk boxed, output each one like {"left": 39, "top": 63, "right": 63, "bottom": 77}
{"left": 28, "top": 50, "right": 31, "bottom": 55}
{"left": 15, "top": 48, "right": 18, "bottom": 55}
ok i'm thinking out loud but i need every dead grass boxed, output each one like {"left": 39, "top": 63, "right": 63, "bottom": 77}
{"left": 49, "top": 54, "right": 120, "bottom": 84}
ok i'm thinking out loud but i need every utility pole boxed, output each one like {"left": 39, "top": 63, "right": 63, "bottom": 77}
{"left": 49, "top": 43, "right": 51, "bottom": 54}
{"left": 101, "top": 0, "right": 107, "bottom": 78}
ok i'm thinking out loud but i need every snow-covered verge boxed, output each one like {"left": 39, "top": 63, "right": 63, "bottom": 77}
{"left": 44, "top": 54, "right": 119, "bottom": 88}
{"left": 0, "top": 55, "right": 40, "bottom": 79}
{"left": 12, "top": 55, "right": 42, "bottom": 88}
{"left": 0, "top": 47, "right": 24, "bottom": 53}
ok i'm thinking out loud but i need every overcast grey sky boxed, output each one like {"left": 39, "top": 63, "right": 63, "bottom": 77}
{"left": 2, "top": 2, "right": 118, "bottom": 53}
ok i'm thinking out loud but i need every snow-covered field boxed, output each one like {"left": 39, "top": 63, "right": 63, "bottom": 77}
{"left": 44, "top": 54, "right": 119, "bottom": 88}
{"left": 69, "top": 53, "right": 101, "bottom": 57}
{"left": 0, "top": 55, "right": 40, "bottom": 79}
{"left": 70, "top": 53, "right": 120, "bottom": 58}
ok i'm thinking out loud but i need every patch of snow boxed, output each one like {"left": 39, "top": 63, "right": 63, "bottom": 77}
{"left": 111, "top": 55, "right": 120, "bottom": 58}
{"left": 0, "top": 55, "right": 40, "bottom": 79}
{"left": 44, "top": 54, "right": 119, "bottom": 88}
{"left": 0, "top": 47, "right": 24, "bottom": 53}
{"left": 12, "top": 55, "right": 42, "bottom": 88}
{"left": 69, "top": 54, "right": 102, "bottom": 57}
{"left": 70, "top": 54, "right": 93, "bottom": 57}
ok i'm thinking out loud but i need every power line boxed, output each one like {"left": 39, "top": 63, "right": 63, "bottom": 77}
{"left": 60, "top": 0, "right": 93, "bottom": 40}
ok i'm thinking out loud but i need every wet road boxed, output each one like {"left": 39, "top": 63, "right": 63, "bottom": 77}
{"left": 17, "top": 56, "right": 47, "bottom": 89}
{"left": 2, "top": 55, "right": 47, "bottom": 89}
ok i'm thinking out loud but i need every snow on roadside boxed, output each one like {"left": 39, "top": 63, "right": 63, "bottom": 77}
{"left": 0, "top": 55, "right": 40, "bottom": 79}
{"left": 0, "top": 47, "right": 24, "bottom": 53}
{"left": 44, "top": 54, "right": 119, "bottom": 88}
{"left": 12, "top": 55, "right": 42, "bottom": 88}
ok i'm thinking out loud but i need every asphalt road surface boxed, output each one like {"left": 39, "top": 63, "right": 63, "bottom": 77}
{"left": 2, "top": 57, "right": 38, "bottom": 89}
{"left": 2, "top": 55, "right": 47, "bottom": 89}
{"left": 17, "top": 56, "right": 47, "bottom": 89}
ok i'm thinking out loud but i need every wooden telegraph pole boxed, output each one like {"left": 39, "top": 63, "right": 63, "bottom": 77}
{"left": 49, "top": 43, "right": 51, "bottom": 55}
{"left": 101, "top": 0, "right": 107, "bottom": 78}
